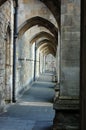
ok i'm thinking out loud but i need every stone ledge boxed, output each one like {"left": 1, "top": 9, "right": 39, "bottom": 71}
{"left": 53, "top": 125, "right": 79, "bottom": 130}
{"left": 66, "top": 125, "right": 79, "bottom": 130}
{"left": 53, "top": 98, "right": 79, "bottom": 110}
{"left": 59, "top": 96, "right": 79, "bottom": 100}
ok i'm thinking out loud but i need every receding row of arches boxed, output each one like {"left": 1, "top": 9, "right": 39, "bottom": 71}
{"left": 3, "top": 0, "right": 59, "bottom": 102}
{"left": 1, "top": 0, "right": 86, "bottom": 129}
{"left": 17, "top": 16, "right": 58, "bottom": 60}
{"left": 13, "top": 0, "right": 59, "bottom": 101}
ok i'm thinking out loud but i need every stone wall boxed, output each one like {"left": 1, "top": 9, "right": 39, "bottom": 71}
{"left": 16, "top": 30, "right": 41, "bottom": 97}
{"left": 0, "top": 0, "right": 13, "bottom": 112}
{"left": 16, "top": 35, "right": 34, "bottom": 97}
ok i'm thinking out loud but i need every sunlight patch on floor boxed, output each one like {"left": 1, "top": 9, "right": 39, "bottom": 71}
{"left": 18, "top": 101, "right": 53, "bottom": 107}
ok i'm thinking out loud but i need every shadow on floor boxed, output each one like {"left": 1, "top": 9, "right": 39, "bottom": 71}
{"left": 0, "top": 73, "right": 55, "bottom": 130}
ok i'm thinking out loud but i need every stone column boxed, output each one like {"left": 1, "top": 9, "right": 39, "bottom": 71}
{"left": 53, "top": 1, "right": 80, "bottom": 129}
{"left": 43, "top": 55, "right": 46, "bottom": 73}
{"left": 57, "top": 31, "right": 61, "bottom": 84}
{"left": 40, "top": 53, "right": 44, "bottom": 74}
{"left": 60, "top": 0, "right": 80, "bottom": 98}
{"left": 54, "top": 31, "right": 60, "bottom": 101}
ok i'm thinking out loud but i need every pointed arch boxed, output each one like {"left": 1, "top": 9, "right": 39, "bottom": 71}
{"left": 18, "top": 16, "right": 58, "bottom": 41}
{"left": 40, "top": 45, "right": 56, "bottom": 56}
{"left": 30, "top": 31, "right": 57, "bottom": 44}
{"left": 36, "top": 39, "right": 56, "bottom": 52}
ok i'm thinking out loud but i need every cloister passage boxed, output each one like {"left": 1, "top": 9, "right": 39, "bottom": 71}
{"left": 0, "top": 72, "right": 55, "bottom": 130}
{"left": 0, "top": 0, "right": 83, "bottom": 130}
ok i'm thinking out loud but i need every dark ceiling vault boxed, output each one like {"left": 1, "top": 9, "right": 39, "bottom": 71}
{"left": 39, "top": 0, "right": 60, "bottom": 27}
{"left": 41, "top": 45, "right": 56, "bottom": 56}
{"left": 0, "top": 0, "right": 7, "bottom": 6}
{"left": 0, "top": 0, "right": 60, "bottom": 28}
{"left": 36, "top": 39, "right": 56, "bottom": 51}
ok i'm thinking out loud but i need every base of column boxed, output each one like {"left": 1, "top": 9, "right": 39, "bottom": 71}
{"left": 54, "top": 83, "right": 60, "bottom": 101}
{"left": 53, "top": 97, "right": 79, "bottom": 130}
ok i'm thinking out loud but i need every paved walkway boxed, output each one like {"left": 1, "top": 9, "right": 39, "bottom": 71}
{"left": 0, "top": 73, "right": 55, "bottom": 130}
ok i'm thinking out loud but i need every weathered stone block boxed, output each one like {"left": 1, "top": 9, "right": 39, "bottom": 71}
{"left": 61, "top": 15, "right": 73, "bottom": 26}
{"left": 61, "top": 31, "right": 80, "bottom": 40}
{"left": 60, "top": 67, "right": 80, "bottom": 97}
{"left": 61, "top": 5, "right": 67, "bottom": 14}
{"left": 67, "top": 3, "right": 74, "bottom": 14}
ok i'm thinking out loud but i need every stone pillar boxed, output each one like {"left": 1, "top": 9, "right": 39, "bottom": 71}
{"left": 57, "top": 31, "right": 61, "bottom": 84}
{"left": 60, "top": 0, "right": 80, "bottom": 98}
{"left": 43, "top": 55, "right": 46, "bottom": 73}
{"left": 42, "top": 54, "right": 45, "bottom": 73}
{"left": 40, "top": 53, "right": 44, "bottom": 74}
{"left": 53, "top": 1, "right": 80, "bottom": 129}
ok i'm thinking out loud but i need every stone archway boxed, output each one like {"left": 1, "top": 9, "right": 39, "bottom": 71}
{"left": 18, "top": 16, "right": 58, "bottom": 41}
{"left": 36, "top": 39, "right": 57, "bottom": 52}
{"left": 30, "top": 31, "right": 57, "bottom": 44}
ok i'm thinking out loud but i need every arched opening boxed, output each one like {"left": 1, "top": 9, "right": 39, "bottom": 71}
{"left": 30, "top": 31, "right": 57, "bottom": 44}
{"left": 45, "top": 54, "right": 56, "bottom": 73}
{"left": 36, "top": 39, "right": 56, "bottom": 52}
{"left": 18, "top": 16, "right": 58, "bottom": 41}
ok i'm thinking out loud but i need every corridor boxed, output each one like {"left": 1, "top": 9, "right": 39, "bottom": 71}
{"left": 0, "top": 73, "right": 55, "bottom": 130}
{"left": 0, "top": 0, "right": 82, "bottom": 129}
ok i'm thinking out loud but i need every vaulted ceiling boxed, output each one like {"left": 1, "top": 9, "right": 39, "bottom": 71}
{"left": 0, "top": 0, "right": 60, "bottom": 27}
{"left": 40, "top": 0, "right": 60, "bottom": 27}
{"left": 0, "top": 0, "right": 7, "bottom": 6}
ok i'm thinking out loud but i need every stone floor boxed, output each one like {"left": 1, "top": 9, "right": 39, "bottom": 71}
{"left": 0, "top": 72, "right": 55, "bottom": 130}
